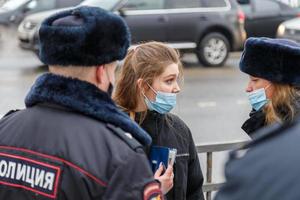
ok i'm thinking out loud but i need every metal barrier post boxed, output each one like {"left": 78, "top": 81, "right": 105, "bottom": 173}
{"left": 206, "top": 152, "right": 213, "bottom": 200}
{"left": 196, "top": 140, "right": 249, "bottom": 199}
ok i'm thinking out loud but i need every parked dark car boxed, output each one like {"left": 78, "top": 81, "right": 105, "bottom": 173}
{"left": 0, "top": 0, "right": 82, "bottom": 25}
{"left": 18, "top": 0, "right": 246, "bottom": 67}
{"left": 237, "top": 0, "right": 299, "bottom": 38}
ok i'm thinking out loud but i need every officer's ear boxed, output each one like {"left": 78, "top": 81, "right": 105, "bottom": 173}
{"left": 95, "top": 65, "right": 106, "bottom": 90}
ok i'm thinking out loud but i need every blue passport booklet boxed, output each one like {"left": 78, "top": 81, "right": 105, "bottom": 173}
{"left": 149, "top": 145, "right": 177, "bottom": 173}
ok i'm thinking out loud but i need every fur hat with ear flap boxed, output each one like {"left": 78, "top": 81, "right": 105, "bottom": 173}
{"left": 240, "top": 37, "right": 300, "bottom": 86}
{"left": 39, "top": 6, "right": 131, "bottom": 67}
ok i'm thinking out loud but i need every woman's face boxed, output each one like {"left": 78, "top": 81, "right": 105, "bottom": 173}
{"left": 145, "top": 63, "right": 181, "bottom": 101}
{"left": 246, "top": 75, "right": 273, "bottom": 99}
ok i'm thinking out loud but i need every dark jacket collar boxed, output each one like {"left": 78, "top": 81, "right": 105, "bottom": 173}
{"left": 241, "top": 109, "right": 266, "bottom": 137}
{"left": 25, "top": 73, "right": 151, "bottom": 146}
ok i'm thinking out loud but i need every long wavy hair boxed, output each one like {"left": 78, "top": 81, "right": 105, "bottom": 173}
{"left": 113, "top": 41, "right": 183, "bottom": 123}
{"left": 264, "top": 83, "right": 300, "bottom": 124}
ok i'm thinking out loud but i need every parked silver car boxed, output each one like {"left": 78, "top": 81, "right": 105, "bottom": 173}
{"left": 18, "top": 0, "right": 115, "bottom": 54}
{"left": 18, "top": 8, "right": 64, "bottom": 52}
{"left": 277, "top": 17, "right": 300, "bottom": 42}
{"left": 0, "top": 0, "right": 82, "bottom": 25}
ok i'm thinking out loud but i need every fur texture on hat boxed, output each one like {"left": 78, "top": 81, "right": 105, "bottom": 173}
{"left": 240, "top": 37, "right": 300, "bottom": 86}
{"left": 39, "top": 6, "right": 130, "bottom": 66}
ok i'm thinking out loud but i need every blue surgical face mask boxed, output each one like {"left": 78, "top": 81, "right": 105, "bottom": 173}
{"left": 143, "top": 83, "right": 177, "bottom": 114}
{"left": 247, "top": 85, "right": 270, "bottom": 111}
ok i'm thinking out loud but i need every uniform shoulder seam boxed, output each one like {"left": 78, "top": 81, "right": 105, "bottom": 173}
{"left": 106, "top": 123, "right": 143, "bottom": 151}
{"left": 2, "top": 109, "right": 20, "bottom": 118}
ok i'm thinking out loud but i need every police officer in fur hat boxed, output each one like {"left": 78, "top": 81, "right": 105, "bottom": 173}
{"left": 215, "top": 116, "right": 300, "bottom": 200}
{"left": 240, "top": 37, "right": 300, "bottom": 137}
{"left": 0, "top": 6, "right": 163, "bottom": 200}
{"left": 215, "top": 37, "right": 300, "bottom": 200}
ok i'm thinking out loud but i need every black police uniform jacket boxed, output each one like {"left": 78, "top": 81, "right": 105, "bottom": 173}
{"left": 215, "top": 117, "right": 300, "bottom": 200}
{"left": 0, "top": 73, "right": 161, "bottom": 200}
{"left": 138, "top": 111, "right": 205, "bottom": 200}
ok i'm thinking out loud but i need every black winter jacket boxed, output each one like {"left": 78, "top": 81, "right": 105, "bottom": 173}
{"left": 0, "top": 73, "right": 162, "bottom": 200}
{"left": 241, "top": 109, "right": 266, "bottom": 137}
{"left": 242, "top": 102, "right": 300, "bottom": 137}
{"left": 137, "top": 111, "right": 205, "bottom": 200}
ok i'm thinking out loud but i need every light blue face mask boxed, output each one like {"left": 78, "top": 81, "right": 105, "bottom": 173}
{"left": 247, "top": 86, "right": 270, "bottom": 111}
{"left": 143, "top": 84, "right": 177, "bottom": 114}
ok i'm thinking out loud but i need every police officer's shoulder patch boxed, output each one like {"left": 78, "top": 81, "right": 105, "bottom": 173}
{"left": 143, "top": 182, "right": 163, "bottom": 200}
{"left": 106, "top": 123, "right": 142, "bottom": 151}
{"left": 0, "top": 146, "right": 62, "bottom": 199}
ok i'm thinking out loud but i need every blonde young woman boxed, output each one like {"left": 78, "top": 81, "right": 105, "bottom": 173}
{"left": 114, "top": 42, "right": 204, "bottom": 200}
{"left": 240, "top": 37, "right": 300, "bottom": 136}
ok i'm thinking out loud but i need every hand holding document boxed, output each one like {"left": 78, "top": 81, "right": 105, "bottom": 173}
{"left": 149, "top": 146, "right": 177, "bottom": 172}
{"left": 154, "top": 162, "right": 174, "bottom": 194}
{"left": 150, "top": 146, "right": 177, "bottom": 194}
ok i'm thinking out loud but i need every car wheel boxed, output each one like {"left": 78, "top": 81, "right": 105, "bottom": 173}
{"left": 197, "top": 32, "right": 230, "bottom": 67}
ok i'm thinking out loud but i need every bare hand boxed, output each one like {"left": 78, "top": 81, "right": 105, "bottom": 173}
{"left": 154, "top": 163, "right": 174, "bottom": 194}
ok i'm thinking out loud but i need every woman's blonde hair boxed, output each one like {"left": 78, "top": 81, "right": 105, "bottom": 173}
{"left": 113, "top": 41, "right": 183, "bottom": 115}
{"left": 264, "top": 83, "right": 300, "bottom": 124}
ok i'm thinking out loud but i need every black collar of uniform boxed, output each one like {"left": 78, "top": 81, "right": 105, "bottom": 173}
{"left": 25, "top": 73, "right": 152, "bottom": 146}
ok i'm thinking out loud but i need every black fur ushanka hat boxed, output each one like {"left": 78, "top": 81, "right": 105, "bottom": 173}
{"left": 39, "top": 6, "right": 130, "bottom": 66}
{"left": 240, "top": 37, "right": 300, "bottom": 86}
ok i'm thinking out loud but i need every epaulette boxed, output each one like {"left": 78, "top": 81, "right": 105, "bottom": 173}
{"left": 2, "top": 109, "right": 20, "bottom": 119}
{"left": 106, "top": 123, "right": 143, "bottom": 151}
{"left": 243, "top": 121, "right": 295, "bottom": 149}
{"left": 229, "top": 124, "right": 293, "bottom": 160}
{"left": 230, "top": 121, "right": 297, "bottom": 160}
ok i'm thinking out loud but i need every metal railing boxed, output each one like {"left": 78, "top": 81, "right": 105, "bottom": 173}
{"left": 196, "top": 140, "right": 249, "bottom": 200}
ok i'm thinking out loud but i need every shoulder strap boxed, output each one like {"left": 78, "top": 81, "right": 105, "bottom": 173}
{"left": 230, "top": 121, "right": 296, "bottom": 160}
{"left": 2, "top": 109, "right": 20, "bottom": 119}
{"left": 243, "top": 122, "right": 293, "bottom": 149}
{"left": 106, "top": 123, "right": 143, "bottom": 151}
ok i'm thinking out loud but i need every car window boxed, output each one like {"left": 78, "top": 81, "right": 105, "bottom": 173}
{"left": 201, "top": 0, "right": 227, "bottom": 7}
{"left": 122, "top": 0, "right": 165, "bottom": 10}
{"left": 236, "top": 0, "right": 249, "bottom": 4}
{"left": 167, "top": 0, "right": 202, "bottom": 9}
{"left": 32, "top": 0, "right": 55, "bottom": 10}
{"left": 275, "top": 0, "right": 295, "bottom": 10}
{"left": 57, "top": 0, "right": 82, "bottom": 8}
{"left": 252, "top": 0, "right": 280, "bottom": 13}
{"left": 276, "top": 0, "right": 299, "bottom": 8}
{"left": 80, "top": 0, "right": 119, "bottom": 10}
